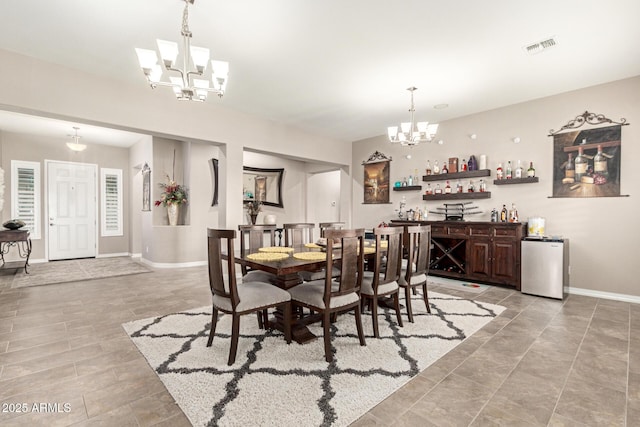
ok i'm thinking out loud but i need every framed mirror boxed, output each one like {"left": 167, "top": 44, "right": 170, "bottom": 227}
{"left": 242, "top": 166, "right": 284, "bottom": 208}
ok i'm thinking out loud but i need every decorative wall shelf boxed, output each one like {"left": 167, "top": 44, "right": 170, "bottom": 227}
{"left": 493, "top": 177, "right": 539, "bottom": 185}
{"left": 423, "top": 192, "right": 491, "bottom": 201}
{"left": 422, "top": 169, "right": 491, "bottom": 182}
{"left": 393, "top": 185, "right": 422, "bottom": 191}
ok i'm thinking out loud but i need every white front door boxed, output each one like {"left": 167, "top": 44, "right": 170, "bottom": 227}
{"left": 47, "top": 161, "right": 97, "bottom": 260}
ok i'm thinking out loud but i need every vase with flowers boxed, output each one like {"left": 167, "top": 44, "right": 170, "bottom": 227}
{"left": 244, "top": 200, "right": 262, "bottom": 225}
{"left": 155, "top": 175, "right": 188, "bottom": 226}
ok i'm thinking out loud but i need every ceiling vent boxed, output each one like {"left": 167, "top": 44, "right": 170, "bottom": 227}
{"left": 524, "top": 37, "right": 557, "bottom": 55}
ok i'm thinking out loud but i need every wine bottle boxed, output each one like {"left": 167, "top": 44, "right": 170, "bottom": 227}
{"left": 593, "top": 144, "right": 608, "bottom": 177}
{"left": 527, "top": 161, "right": 535, "bottom": 178}
{"left": 506, "top": 161, "right": 512, "bottom": 179}
{"left": 565, "top": 153, "right": 575, "bottom": 179}
{"left": 575, "top": 147, "right": 588, "bottom": 181}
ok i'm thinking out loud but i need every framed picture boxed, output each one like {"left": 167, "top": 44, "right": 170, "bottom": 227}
{"left": 362, "top": 151, "right": 391, "bottom": 204}
{"left": 142, "top": 163, "right": 151, "bottom": 211}
{"left": 550, "top": 112, "right": 628, "bottom": 198}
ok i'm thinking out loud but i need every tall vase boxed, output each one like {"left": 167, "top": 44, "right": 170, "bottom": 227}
{"left": 249, "top": 214, "right": 258, "bottom": 225}
{"left": 167, "top": 204, "right": 179, "bottom": 226}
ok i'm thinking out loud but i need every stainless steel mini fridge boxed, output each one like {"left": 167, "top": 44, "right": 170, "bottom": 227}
{"left": 521, "top": 238, "right": 569, "bottom": 299}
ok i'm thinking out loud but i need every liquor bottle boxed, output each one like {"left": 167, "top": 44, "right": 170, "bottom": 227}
{"left": 509, "top": 203, "right": 519, "bottom": 223}
{"left": 434, "top": 183, "right": 442, "bottom": 194}
{"left": 574, "top": 147, "right": 588, "bottom": 181}
{"left": 426, "top": 160, "right": 432, "bottom": 176}
{"left": 506, "top": 161, "right": 512, "bottom": 179}
{"left": 402, "top": 177, "right": 408, "bottom": 186}
{"left": 527, "top": 161, "right": 535, "bottom": 178}
{"left": 433, "top": 160, "right": 440, "bottom": 174}
{"left": 441, "top": 162, "right": 448, "bottom": 174}
{"left": 500, "top": 204, "right": 507, "bottom": 222}
{"left": 425, "top": 183, "right": 433, "bottom": 195}
{"left": 479, "top": 179, "right": 487, "bottom": 192}
{"left": 467, "top": 180, "right": 475, "bottom": 193}
{"left": 456, "top": 180, "right": 463, "bottom": 193}
{"left": 468, "top": 155, "right": 477, "bottom": 171}
{"left": 496, "top": 163, "right": 504, "bottom": 180}
{"left": 515, "top": 160, "right": 523, "bottom": 178}
{"left": 593, "top": 144, "right": 608, "bottom": 177}
{"left": 490, "top": 208, "right": 498, "bottom": 222}
{"left": 444, "top": 180, "right": 452, "bottom": 194}
{"left": 408, "top": 175, "right": 413, "bottom": 186}
{"left": 461, "top": 159, "right": 467, "bottom": 171}
{"left": 565, "top": 153, "right": 575, "bottom": 179}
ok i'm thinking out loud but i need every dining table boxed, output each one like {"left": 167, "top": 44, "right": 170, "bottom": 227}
{"left": 230, "top": 242, "right": 379, "bottom": 344}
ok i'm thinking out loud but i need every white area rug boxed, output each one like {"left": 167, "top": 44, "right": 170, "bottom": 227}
{"left": 428, "top": 276, "right": 491, "bottom": 293}
{"left": 123, "top": 292, "right": 504, "bottom": 426}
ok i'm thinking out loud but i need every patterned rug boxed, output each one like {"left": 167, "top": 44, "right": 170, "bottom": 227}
{"left": 429, "top": 276, "right": 491, "bottom": 293}
{"left": 1, "top": 257, "right": 151, "bottom": 289}
{"left": 123, "top": 292, "right": 505, "bottom": 427}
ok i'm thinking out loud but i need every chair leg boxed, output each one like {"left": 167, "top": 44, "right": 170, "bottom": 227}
{"left": 354, "top": 304, "right": 366, "bottom": 346}
{"left": 394, "top": 292, "right": 403, "bottom": 328}
{"left": 323, "top": 311, "right": 332, "bottom": 363}
{"left": 404, "top": 286, "right": 414, "bottom": 323}
{"left": 423, "top": 283, "right": 431, "bottom": 313}
{"left": 207, "top": 307, "right": 219, "bottom": 347}
{"left": 283, "top": 302, "right": 292, "bottom": 344}
{"left": 371, "top": 297, "right": 379, "bottom": 338}
{"left": 228, "top": 314, "right": 241, "bottom": 366}
{"left": 256, "top": 311, "right": 264, "bottom": 329}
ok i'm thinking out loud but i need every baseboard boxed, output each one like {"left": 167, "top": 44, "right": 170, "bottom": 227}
{"left": 130, "top": 253, "right": 142, "bottom": 259}
{"left": 567, "top": 286, "right": 640, "bottom": 304}
{"left": 139, "top": 258, "right": 207, "bottom": 269}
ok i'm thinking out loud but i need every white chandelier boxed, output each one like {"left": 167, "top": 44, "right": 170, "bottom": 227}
{"left": 134, "top": 0, "right": 229, "bottom": 102}
{"left": 66, "top": 127, "right": 87, "bottom": 152}
{"left": 387, "top": 87, "right": 439, "bottom": 147}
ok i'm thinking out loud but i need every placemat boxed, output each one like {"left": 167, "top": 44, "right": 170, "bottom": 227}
{"left": 246, "top": 252, "right": 290, "bottom": 261}
{"left": 258, "top": 246, "right": 294, "bottom": 253}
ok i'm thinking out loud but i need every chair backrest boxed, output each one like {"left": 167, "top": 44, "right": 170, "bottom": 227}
{"left": 405, "top": 225, "right": 431, "bottom": 276}
{"left": 324, "top": 228, "right": 365, "bottom": 301}
{"left": 238, "top": 225, "right": 277, "bottom": 274}
{"left": 207, "top": 228, "right": 240, "bottom": 309}
{"left": 283, "top": 223, "right": 315, "bottom": 247}
{"left": 374, "top": 226, "right": 404, "bottom": 287}
{"left": 319, "top": 222, "right": 345, "bottom": 237}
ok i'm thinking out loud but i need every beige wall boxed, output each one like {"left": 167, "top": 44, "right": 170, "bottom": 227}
{"left": 353, "top": 75, "right": 640, "bottom": 298}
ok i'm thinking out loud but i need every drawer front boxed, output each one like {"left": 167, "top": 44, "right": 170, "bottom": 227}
{"left": 493, "top": 226, "right": 518, "bottom": 237}
{"left": 447, "top": 225, "right": 467, "bottom": 236}
{"left": 431, "top": 225, "right": 447, "bottom": 235}
{"left": 468, "top": 226, "right": 490, "bottom": 237}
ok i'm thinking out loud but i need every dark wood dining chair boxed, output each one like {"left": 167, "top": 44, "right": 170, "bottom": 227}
{"left": 401, "top": 225, "right": 432, "bottom": 321}
{"left": 283, "top": 223, "right": 314, "bottom": 247}
{"left": 238, "top": 224, "right": 279, "bottom": 328}
{"left": 319, "top": 222, "right": 345, "bottom": 237}
{"left": 206, "top": 228, "right": 291, "bottom": 365}
{"left": 288, "top": 228, "right": 367, "bottom": 362}
{"left": 360, "top": 226, "right": 404, "bottom": 338}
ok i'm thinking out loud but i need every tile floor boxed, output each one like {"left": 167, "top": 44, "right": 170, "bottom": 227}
{"left": 0, "top": 265, "right": 638, "bottom": 426}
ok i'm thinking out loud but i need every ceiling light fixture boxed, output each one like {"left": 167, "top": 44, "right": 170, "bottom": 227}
{"left": 387, "top": 87, "right": 439, "bottom": 147}
{"left": 134, "top": 0, "right": 229, "bottom": 102}
{"left": 66, "top": 127, "right": 87, "bottom": 152}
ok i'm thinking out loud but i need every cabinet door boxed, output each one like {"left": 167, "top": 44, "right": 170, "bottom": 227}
{"left": 492, "top": 239, "right": 518, "bottom": 285}
{"left": 468, "top": 239, "right": 491, "bottom": 280}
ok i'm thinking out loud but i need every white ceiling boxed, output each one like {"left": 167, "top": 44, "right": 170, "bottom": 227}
{"left": 1, "top": 0, "right": 639, "bottom": 145}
